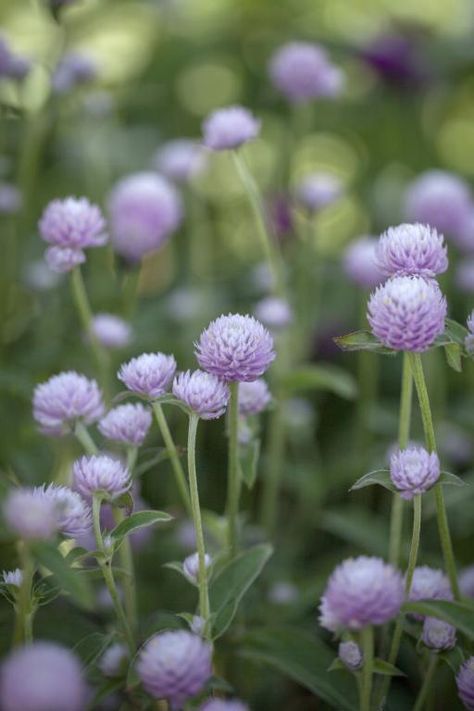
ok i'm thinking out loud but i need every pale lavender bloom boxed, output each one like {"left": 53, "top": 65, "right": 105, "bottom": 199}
{"left": 456, "top": 260, "right": 474, "bottom": 294}
{"left": 99, "top": 403, "right": 151, "bottom": 447}
{"left": 45, "top": 245, "right": 85, "bottom": 273}
{"left": 408, "top": 566, "right": 453, "bottom": 620}
{"left": 52, "top": 52, "right": 97, "bottom": 94}
{"left": 319, "top": 556, "right": 404, "bottom": 630}
{"left": 367, "top": 276, "right": 447, "bottom": 352}
{"left": 0, "top": 642, "right": 87, "bottom": 711}
{"left": 295, "top": 173, "right": 343, "bottom": 213}
{"left": 173, "top": 370, "right": 229, "bottom": 420}
{"left": 108, "top": 172, "right": 182, "bottom": 262}
{"left": 460, "top": 566, "right": 474, "bottom": 598}
{"left": 99, "top": 643, "right": 128, "bottom": 678}
{"left": 39, "top": 197, "right": 107, "bottom": 250}
{"left": 389, "top": 446, "right": 440, "bottom": 499}
{"left": 343, "top": 236, "right": 384, "bottom": 289}
{"left": 269, "top": 42, "right": 344, "bottom": 103}
{"left": 405, "top": 170, "right": 472, "bottom": 238}
{"left": 239, "top": 379, "right": 271, "bottom": 416}
{"left": 338, "top": 641, "right": 363, "bottom": 670}
{"left": 91, "top": 313, "right": 132, "bottom": 349}
{"left": 118, "top": 352, "right": 176, "bottom": 399}
{"left": 24, "top": 259, "right": 62, "bottom": 292}
{"left": 376, "top": 223, "right": 448, "bottom": 278}
{"left": 202, "top": 106, "right": 260, "bottom": 151}
{"left": 268, "top": 581, "right": 298, "bottom": 605}
{"left": 254, "top": 297, "right": 293, "bottom": 330}
{"left": 154, "top": 139, "right": 207, "bottom": 183}
{"left": 176, "top": 520, "right": 197, "bottom": 550}
{"left": 421, "top": 617, "right": 456, "bottom": 651}
{"left": 457, "top": 657, "right": 474, "bottom": 710}
{"left": 455, "top": 210, "right": 474, "bottom": 253}
{"left": 136, "top": 630, "right": 212, "bottom": 708}
{"left": 183, "top": 552, "right": 212, "bottom": 585}
{"left": 0, "top": 183, "right": 22, "bottom": 214}
{"left": 2, "top": 569, "right": 23, "bottom": 587}
{"left": 3, "top": 488, "right": 59, "bottom": 540}
{"left": 73, "top": 455, "right": 130, "bottom": 500}
{"left": 200, "top": 700, "right": 250, "bottom": 711}
{"left": 166, "top": 287, "right": 207, "bottom": 322}
{"left": 42, "top": 484, "right": 92, "bottom": 538}
{"left": 196, "top": 313, "right": 275, "bottom": 382}
{"left": 33, "top": 371, "right": 104, "bottom": 436}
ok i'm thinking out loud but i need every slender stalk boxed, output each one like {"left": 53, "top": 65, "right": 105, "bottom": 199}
{"left": 152, "top": 402, "right": 192, "bottom": 518}
{"left": 113, "top": 508, "right": 137, "bottom": 635}
{"left": 405, "top": 495, "right": 422, "bottom": 593}
{"left": 74, "top": 422, "right": 98, "bottom": 455}
{"left": 360, "top": 625, "right": 374, "bottom": 711}
{"left": 187, "top": 414, "right": 211, "bottom": 631}
{"left": 13, "top": 544, "right": 34, "bottom": 646}
{"left": 413, "top": 655, "right": 438, "bottom": 711}
{"left": 260, "top": 398, "right": 285, "bottom": 536}
{"left": 226, "top": 382, "right": 240, "bottom": 557}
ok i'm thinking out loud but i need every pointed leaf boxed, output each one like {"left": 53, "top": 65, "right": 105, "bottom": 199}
{"left": 444, "top": 343, "right": 463, "bottom": 372}
{"left": 280, "top": 364, "right": 358, "bottom": 400}
{"left": 350, "top": 470, "right": 395, "bottom": 493}
{"left": 402, "top": 600, "right": 474, "bottom": 639}
{"left": 439, "top": 646, "right": 465, "bottom": 673}
{"left": 111, "top": 510, "right": 172, "bottom": 542}
{"left": 372, "top": 658, "right": 405, "bottom": 677}
{"left": 439, "top": 471, "right": 468, "bottom": 487}
{"left": 32, "top": 541, "right": 93, "bottom": 609}
{"left": 328, "top": 657, "right": 346, "bottom": 672}
{"left": 334, "top": 330, "right": 395, "bottom": 355}
{"left": 239, "top": 439, "right": 260, "bottom": 489}
{"left": 445, "top": 319, "right": 469, "bottom": 345}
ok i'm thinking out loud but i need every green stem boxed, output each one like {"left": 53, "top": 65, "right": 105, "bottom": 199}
{"left": 74, "top": 422, "right": 98, "bottom": 455}
{"left": 187, "top": 415, "right": 211, "bottom": 631}
{"left": 13, "top": 544, "right": 35, "bottom": 646}
{"left": 152, "top": 402, "right": 192, "bottom": 518}
{"left": 405, "top": 495, "right": 422, "bottom": 594}
{"left": 113, "top": 508, "right": 137, "bottom": 635}
{"left": 260, "top": 398, "right": 285, "bottom": 536}
{"left": 226, "top": 382, "right": 240, "bottom": 557}
{"left": 413, "top": 655, "right": 438, "bottom": 711}
{"left": 360, "top": 626, "right": 374, "bottom": 711}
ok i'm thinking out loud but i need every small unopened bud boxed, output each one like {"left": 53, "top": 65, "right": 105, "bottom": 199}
{"left": 338, "top": 641, "right": 363, "bottom": 671}
{"left": 183, "top": 552, "right": 212, "bottom": 585}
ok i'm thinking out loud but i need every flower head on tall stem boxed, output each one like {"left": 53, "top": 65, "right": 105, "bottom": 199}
{"left": 376, "top": 223, "right": 448, "bottom": 278}
{"left": 99, "top": 403, "right": 152, "bottom": 446}
{"left": 238, "top": 379, "right": 271, "bottom": 416}
{"left": 254, "top": 296, "right": 293, "bottom": 331}
{"left": 153, "top": 139, "right": 207, "bottom": 183}
{"left": 338, "top": 640, "right": 363, "bottom": 670}
{"left": 42, "top": 484, "right": 92, "bottom": 538}
{"left": 202, "top": 106, "right": 260, "bottom": 150}
{"left": 118, "top": 352, "right": 176, "bottom": 399}
{"left": 405, "top": 170, "right": 472, "bottom": 238}
{"left": 421, "top": 617, "right": 456, "bottom": 651}
{"left": 389, "top": 446, "right": 440, "bottom": 499}
{"left": 343, "top": 236, "right": 384, "bottom": 289}
{"left": 33, "top": 371, "right": 104, "bottom": 436}
{"left": 457, "top": 657, "right": 474, "bottom": 710}
{"left": 0, "top": 183, "right": 22, "bottom": 215}
{"left": 91, "top": 313, "right": 132, "bottom": 349}
{"left": 173, "top": 370, "right": 229, "bottom": 420}
{"left": 407, "top": 566, "right": 453, "bottom": 620}
{"left": 73, "top": 455, "right": 130, "bottom": 501}
{"left": 295, "top": 172, "right": 343, "bottom": 213}
{"left": 269, "top": 41, "right": 344, "bottom": 103}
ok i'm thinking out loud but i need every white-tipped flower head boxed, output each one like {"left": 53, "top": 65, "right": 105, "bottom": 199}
{"left": 254, "top": 297, "right": 293, "bottom": 330}
{"left": 99, "top": 403, "right": 152, "bottom": 446}
{"left": 73, "top": 455, "right": 130, "bottom": 500}
{"left": 343, "top": 236, "right": 384, "bottom": 289}
{"left": 154, "top": 139, "right": 207, "bottom": 183}
{"left": 173, "top": 370, "right": 230, "bottom": 420}
{"left": 202, "top": 106, "right": 260, "bottom": 151}
{"left": 295, "top": 172, "right": 342, "bottom": 213}
{"left": 269, "top": 41, "right": 344, "bottom": 103}
{"left": 91, "top": 313, "right": 132, "bottom": 349}
{"left": 376, "top": 223, "right": 448, "bottom": 278}
{"left": 183, "top": 552, "right": 212, "bottom": 585}
{"left": 389, "top": 446, "right": 440, "bottom": 499}
{"left": 118, "top": 352, "right": 176, "bottom": 399}
{"left": 42, "top": 484, "right": 92, "bottom": 538}
{"left": 2, "top": 569, "right": 23, "bottom": 587}
{"left": 405, "top": 170, "right": 472, "bottom": 238}
{"left": 3, "top": 488, "right": 59, "bottom": 540}
{"left": 338, "top": 640, "right": 363, "bottom": 671}
{"left": 421, "top": 617, "right": 456, "bottom": 651}
{"left": 238, "top": 379, "right": 271, "bottom": 416}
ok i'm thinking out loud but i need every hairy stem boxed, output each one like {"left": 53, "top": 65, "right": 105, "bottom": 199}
{"left": 74, "top": 422, "right": 98, "bottom": 456}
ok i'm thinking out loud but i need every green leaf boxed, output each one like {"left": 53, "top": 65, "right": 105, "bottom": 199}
{"left": 327, "top": 657, "right": 346, "bottom": 672}
{"left": 209, "top": 543, "right": 273, "bottom": 640}
{"left": 402, "top": 600, "right": 474, "bottom": 639}
{"left": 32, "top": 541, "right": 93, "bottom": 609}
{"left": 134, "top": 448, "right": 169, "bottom": 478}
{"left": 445, "top": 319, "right": 469, "bottom": 345}
{"left": 240, "top": 626, "right": 358, "bottom": 711}
{"left": 444, "top": 343, "right": 463, "bottom": 372}
{"left": 280, "top": 364, "right": 358, "bottom": 400}
{"left": 334, "top": 330, "right": 395, "bottom": 355}
{"left": 439, "top": 646, "right": 465, "bottom": 673}
{"left": 439, "top": 471, "right": 469, "bottom": 487}
{"left": 320, "top": 507, "right": 391, "bottom": 558}
{"left": 350, "top": 470, "right": 395, "bottom": 493}
{"left": 372, "top": 658, "right": 405, "bottom": 677}
{"left": 111, "top": 510, "right": 172, "bottom": 542}
{"left": 239, "top": 439, "right": 260, "bottom": 489}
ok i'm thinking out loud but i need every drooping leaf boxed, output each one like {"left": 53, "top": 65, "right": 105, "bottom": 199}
{"left": 239, "top": 439, "right": 260, "bottom": 489}
{"left": 444, "top": 343, "right": 463, "bottom": 372}
{"left": 334, "top": 330, "right": 395, "bottom": 355}
{"left": 372, "top": 658, "right": 405, "bottom": 677}
{"left": 111, "top": 510, "right": 172, "bottom": 542}
{"left": 350, "top": 470, "right": 395, "bottom": 493}
{"left": 439, "top": 471, "right": 469, "bottom": 488}
{"left": 32, "top": 541, "right": 93, "bottom": 609}
{"left": 402, "top": 600, "right": 474, "bottom": 639}
{"left": 280, "top": 364, "right": 358, "bottom": 400}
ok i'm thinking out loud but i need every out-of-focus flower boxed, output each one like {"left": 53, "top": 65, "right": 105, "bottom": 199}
{"left": 3, "top": 488, "right": 59, "bottom": 540}
{"left": 360, "top": 33, "right": 428, "bottom": 88}
{"left": 42, "top": 484, "right": 92, "bottom": 538}
{"left": 24, "top": 260, "right": 62, "bottom": 292}
{"left": 460, "top": 566, "right": 474, "bottom": 598}
{"left": 166, "top": 287, "right": 207, "bottom": 322}
{"left": 343, "top": 236, "right": 384, "bottom": 289}
{"left": 457, "top": 657, "right": 474, "bottom": 710}
{"left": 33, "top": 371, "right": 104, "bottom": 436}
{"left": 456, "top": 260, "right": 474, "bottom": 294}
{"left": 202, "top": 106, "right": 260, "bottom": 151}
{"left": 405, "top": 170, "right": 472, "bottom": 238}
{"left": 73, "top": 455, "right": 130, "bottom": 500}
{"left": 0, "top": 183, "right": 22, "bottom": 214}
{"left": 269, "top": 42, "right": 344, "bottom": 103}
{"left": 376, "top": 223, "right": 448, "bottom": 278}
{"left": 99, "top": 403, "right": 152, "bottom": 447}
{"left": 200, "top": 700, "right": 250, "bottom": 711}
{"left": 0, "top": 36, "right": 31, "bottom": 81}
{"left": 99, "top": 643, "right": 128, "bottom": 678}
{"left": 91, "top": 314, "right": 132, "bottom": 350}
{"left": 251, "top": 262, "right": 275, "bottom": 294}
{"left": 254, "top": 296, "right": 293, "bottom": 330}
{"left": 183, "top": 552, "right": 212, "bottom": 585}
{"left": 238, "top": 379, "right": 271, "bottom": 416}
{"left": 267, "top": 193, "right": 294, "bottom": 240}
{"left": 367, "top": 276, "right": 447, "bottom": 352}
{"left": 454, "top": 210, "right": 474, "bottom": 253}
{"left": 173, "top": 370, "right": 229, "bottom": 420}
{"left": 2, "top": 569, "right": 23, "bottom": 587}
{"left": 154, "top": 140, "right": 207, "bottom": 183}
{"left": 118, "top": 352, "right": 176, "bottom": 399}
{"left": 45, "top": 246, "right": 86, "bottom": 273}
{"left": 338, "top": 641, "right": 363, "bottom": 671}
{"left": 421, "top": 617, "right": 456, "bottom": 651}
{"left": 408, "top": 566, "right": 453, "bottom": 620}
{"left": 295, "top": 173, "right": 343, "bottom": 213}
{"left": 52, "top": 52, "right": 97, "bottom": 94}
{"left": 108, "top": 172, "right": 182, "bottom": 262}
{"left": 268, "top": 581, "right": 298, "bottom": 605}
{"left": 389, "top": 446, "right": 440, "bottom": 499}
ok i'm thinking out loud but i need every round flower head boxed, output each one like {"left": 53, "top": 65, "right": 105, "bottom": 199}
{"left": 136, "top": 630, "right": 212, "bottom": 708}
{"left": 91, "top": 313, "right": 132, "bottom": 349}
{"left": 408, "top": 566, "right": 453, "bottom": 619}
{"left": 343, "top": 236, "right": 384, "bottom": 289}
{"left": 457, "top": 657, "right": 474, "bottom": 710}
{"left": 33, "top": 371, "right": 104, "bottom": 436}
{"left": 389, "top": 446, "right": 440, "bottom": 499}
{"left": 118, "top": 352, "right": 176, "bottom": 399}
{"left": 376, "top": 223, "right": 448, "bottom": 278}
{"left": 42, "top": 484, "right": 92, "bottom": 538}
{"left": 99, "top": 403, "right": 152, "bottom": 446}
{"left": 367, "top": 276, "right": 447, "bottom": 352}
{"left": 99, "top": 643, "right": 128, "bottom": 678}
{"left": 0, "top": 183, "right": 22, "bottom": 215}
{"left": 108, "top": 172, "right": 183, "bottom": 262}
{"left": 195, "top": 313, "right": 275, "bottom": 382}
{"left": 254, "top": 296, "right": 293, "bottom": 330}
{"left": 183, "top": 552, "right": 212, "bottom": 585}
{"left": 0, "top": 641, "right": 86, "bottom": 711}
{"left": 320, "top": 556, "right": 404, "bottom": 630}
{"left": 269, "top": 41, "right": 344, "bottom": 103}
{"left": 238, "top": 379, "right": 271, "bottom": 416}
{"left": 200, "top": 700, "right": 250, "bottom": 711}
{"left": 39, "top": 197, "right": 107, "bottom": 251}
{"left": 421, "top": 617, "right": 456, "bottom": 651}
{"left": 3, "top": 488, "right": 59, "bottom": 540}
{"left": 202, "top": 106, "right": 260, "bottom": 151}
{"left": 295, "top": 172, "right": 343, "bottom": 213}
{"left": 154, "top": 139, "right": 207, "bottom": 183}
{"left": 2, "top": 569, "right": 23, "bottom": 587}
{"left": 460, "top": 566, "right": 474, "bottom": 598}
{"left": 338, "top": 641, "right": 363, "bottom": 671}
{"left": 45, "top": 246, "right": 85, "bottom": 273}
{"left": 52, "top": 51, "right": 97, "bottom": 94}
{"left": 73, "top": 455, "right": 130, "bottom": 500}
{"left": 405, "top": 170, "right": 472, "bottom": 238}
{"left": 173, "top": 370, "right": 229, "bottom": 420}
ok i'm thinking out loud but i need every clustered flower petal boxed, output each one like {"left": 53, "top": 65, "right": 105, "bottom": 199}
{"left": 367, "top": 276, "right": 447, "bottom": 352}
{"left": 295, "top": 172, "right": 342, "bottom": 213}
{"left": 254, "top": 297, "right": 293, "bottom": 330}
{"left": 405, "top": 170, "right": 472, "bottom": 238}
{"left": 3, "top": 488, "right": 59, "bottom": 540}
{"left": 183, "top": 552, "right": 212, "bottom": 585}
{"left": 202, "top": 106, "right": 261, "bottom": 151}
{"left": 33, "top": 371, "right": 104, "bottom": 436}
{"left": 269, "top": 42, "right": 344, "bottom": 103}
{"left": 338, "top": 641, "right": 363, "bottom": 671}
{"left": 389, "top": 446, "right": 440, "bottom": 499}
{"left": 343, "top": 236, "right": 384, "bottom": 289}
{"left": 173, "top": 370, "right": 229, "bottom": 420}
{"left": 238, "top": 379, "right": 271, "bottom": 416}
{"left": 118, "top": 352, "right": 177, "bottom": 399}
{"left": 43, "top": 484, "right": 92, "bottom": 538}
{"left": 91, "top": 313, "right": 132, "bottom": 349}
{"left": 136, "top": 630, "right": 212, "bottom": 708}
{"left": 154, "top": 140, "right": 207, "bottom": 183}
{"left": 195, "top": 314, "right": 275, "bottom": 382}
{"left": 2, "top": 569, "right": 23, "bottom": 587}
{"left": 99, "top": 643, "right": 128, "bottom": 678}
{"left": 421, "top": 617, "right": 456, "bottom": 651}
{"left": 408, "top": 566, "right": 453, "bottom": 620}
{"left": 376, "top": 223, "right": 448, "bottom": 278}
{"left": 99, "top": 403, "right": 152, "bottom": 446}
{"left": 457, "top": 657, "right": 474, "bottom": 710}
{"left": 45, "top": 246, "right": 86, "bottom": 273}
{"left": 73, "top": 455, "right": 130, "bottom": 500}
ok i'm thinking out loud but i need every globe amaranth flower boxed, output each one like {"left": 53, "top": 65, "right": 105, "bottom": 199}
{"left": 136, "top": 630, "right": 212, "bottom": 708}
{"left": 73, "top": 455, "right": 130, "bottom": 500}
{"left": 457, "top": 657, "right": 474, "bottom": 710}
{"left": 405, "top": 170, "right": 472, "bottom": 238}
{"left": 269, "top": 41, "right": 344, "bottom": 103}
{"left": 45, "top": 246, "right": 86, "bottom": 273}
{"left": 52, "top": 52, "right": 97, "bottom": 94}
{"left": 238, "top": 379, "right": 271, "bottom": 416}
{"left": 200, "top": 700, "right": 250, "bottom": 711}
{"left": 0, "top": 183, "right": 22, "bottom": 215}
{"left": 254, "top": 296, "right": 293, "bottom": 330}
{"left": 3, "top": 488, "right": 59, "bottom": 540}
{"left": 338, "top": 641, "right": 363, "bottom": 671}
{"left": 460, "top": 566, "right": 474, "bottom": 598}
{"left": 376, "top": 223, "right": 448, "bottom": 278}
{"left": 0, "top": 641, "right": 87, "bottom": 711}
{"left": 389, "top": 446, "right": 440, "bottom": 500}
{"left": 91, "top": 313, "right": 132, "bottom": 349}
{"left": 99, "top": 643, "right": 128, "bottom": 678}
{"left": 319, "top": 556, "right": 404, "bottom": 630}
{"left": 295, "top": 172, "right": 343, "bottom": 213}
{"left": 183, "top": 552, "right": 212, "bottom": 585}
{"left": 42, "top": 484, "right": 92, "bottom": 538}
{"left": 108, "top": 172, "right": 182, "bottom": 262}
{"left": 343, "top": 236, "right": 384, "bottom": 290}
{"left": 173, "top": 370, "right": 229, "bottom": 420}
{"left": 421, "top": 617, "right": 456, "bottom": 651}
{"left": 367, "top": 276, "right": 447, "bottom": 352}
{"left": 99, "top": 403, "right": 152, "bottom": 447}
{"left": 2, "top": 569, "right": 23, "bottom": 587}
{"left": 202, "top": 106, "right": 260, "bottom": 151}
{"left": 408, "top": 566, "right": 453, "bottom": 620}
{"left": 196, "top": 313, "right": 275, "bottom": 382}
{"left": 33, "top": 371, "right": 104, "bottom": 436}
{"left": 118, "top": 352, "right": 176, "bottom": 399}
{"left": 154, "top": 139, "right": 207, "bottom": 183}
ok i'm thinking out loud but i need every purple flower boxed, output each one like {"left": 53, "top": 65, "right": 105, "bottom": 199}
{"left": 2, "top": 569, "right": 23, "bottom": 587}
{"left": 183, "top": 552, "right": 212, "bottom": 585}
{"left": 173, "top": 370, "right": 229, "bottom": 420}
{"left": 0, "top": 183, "right": 22, "bottom": 214}
{"left": 108, "top": 172, "right": 182, "bottom": 262}
{"left": 52, "top": 52, "right": 97, "bottom": 94}
{"left": 45, "top": 246, "right": 85, "bottom": 273}
{"left": 200, "top": 700, "right": 250, "bottom": 711}
{"left": 136, "top": 630, "right": 212, "bottom": 708}
{"left": 319, "top": 556, "right": 404, "bottom": 630}
{"left": 367, "top": 276, "right": 447, "bottom": 352}
{"left": 460, "top": 566, "right": 474, "bottom": 598}
{"left": 456, "top": 260, "right": 474, "bottom": 294}
{"left": 202, "top": 106, "right": 260, "bottom": 151}
{"left": 73, "top": 455, "right": 130, "bottom": 500}
{"left": 0, "top": 642, "right": 87, "bottom": 711}
{"left": 99, "top": 403, "right": 152, "bottom": 446}
{"left": 33, "top": 371, "right": 104, "bottom": 436}
{"left": 239, "top": 379, "right": 271, "bottom": 416}
{"left": 91, "top": 313, "right": 132, "bottom": 349}
{"left": 118, "top": 352, "right": 176, "bottom": 399}
{"left": 457, "top": 657, "right": 474, "bottom": 710}
{"left": 295, "top": 173, "right": 343, "bottom": 213}
{"left": 269, "top": 41, "right": 344, "bottom": 103}
{"left": 376, "top": 223, "right": 448, "bottom": 278}
{"left": 421, "top": 617, "right": 456, "bottom": 651}
{"left": 154, "top": 139, "right": 207, "bottom": 183}
{"left": 405, "top": 170, "right": 472, "bottom": 238}
{"left": 254, "top": 297, "right": 293, "bottom": 330}
{"left": 3, "top": 488, "right": 59, "bottom": 540}
{"left": 0, "top": 36, "right": 31, "bottom": 81}
{"left": 195, "top": 313, "right": 275, "bottom": 382}
{"left": 408, "top": 566, "right": 453, "bottom": 620}
{"left": 389, "top": 446, "right": 440, "bottom": 499}
{"left": 360, "top": 33, "right": 427, "bottom": 88}
{"left": 42, "top": 484, "right": 92, "bottom": 538}
{"left": 343, "top": 236, "right": 384, "bottom": 289}
{"left": 338, "top": 641, "right": 363, "bottom": 671}
{"left": 99, "top": 643, "right": 128, "bottom": 678}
